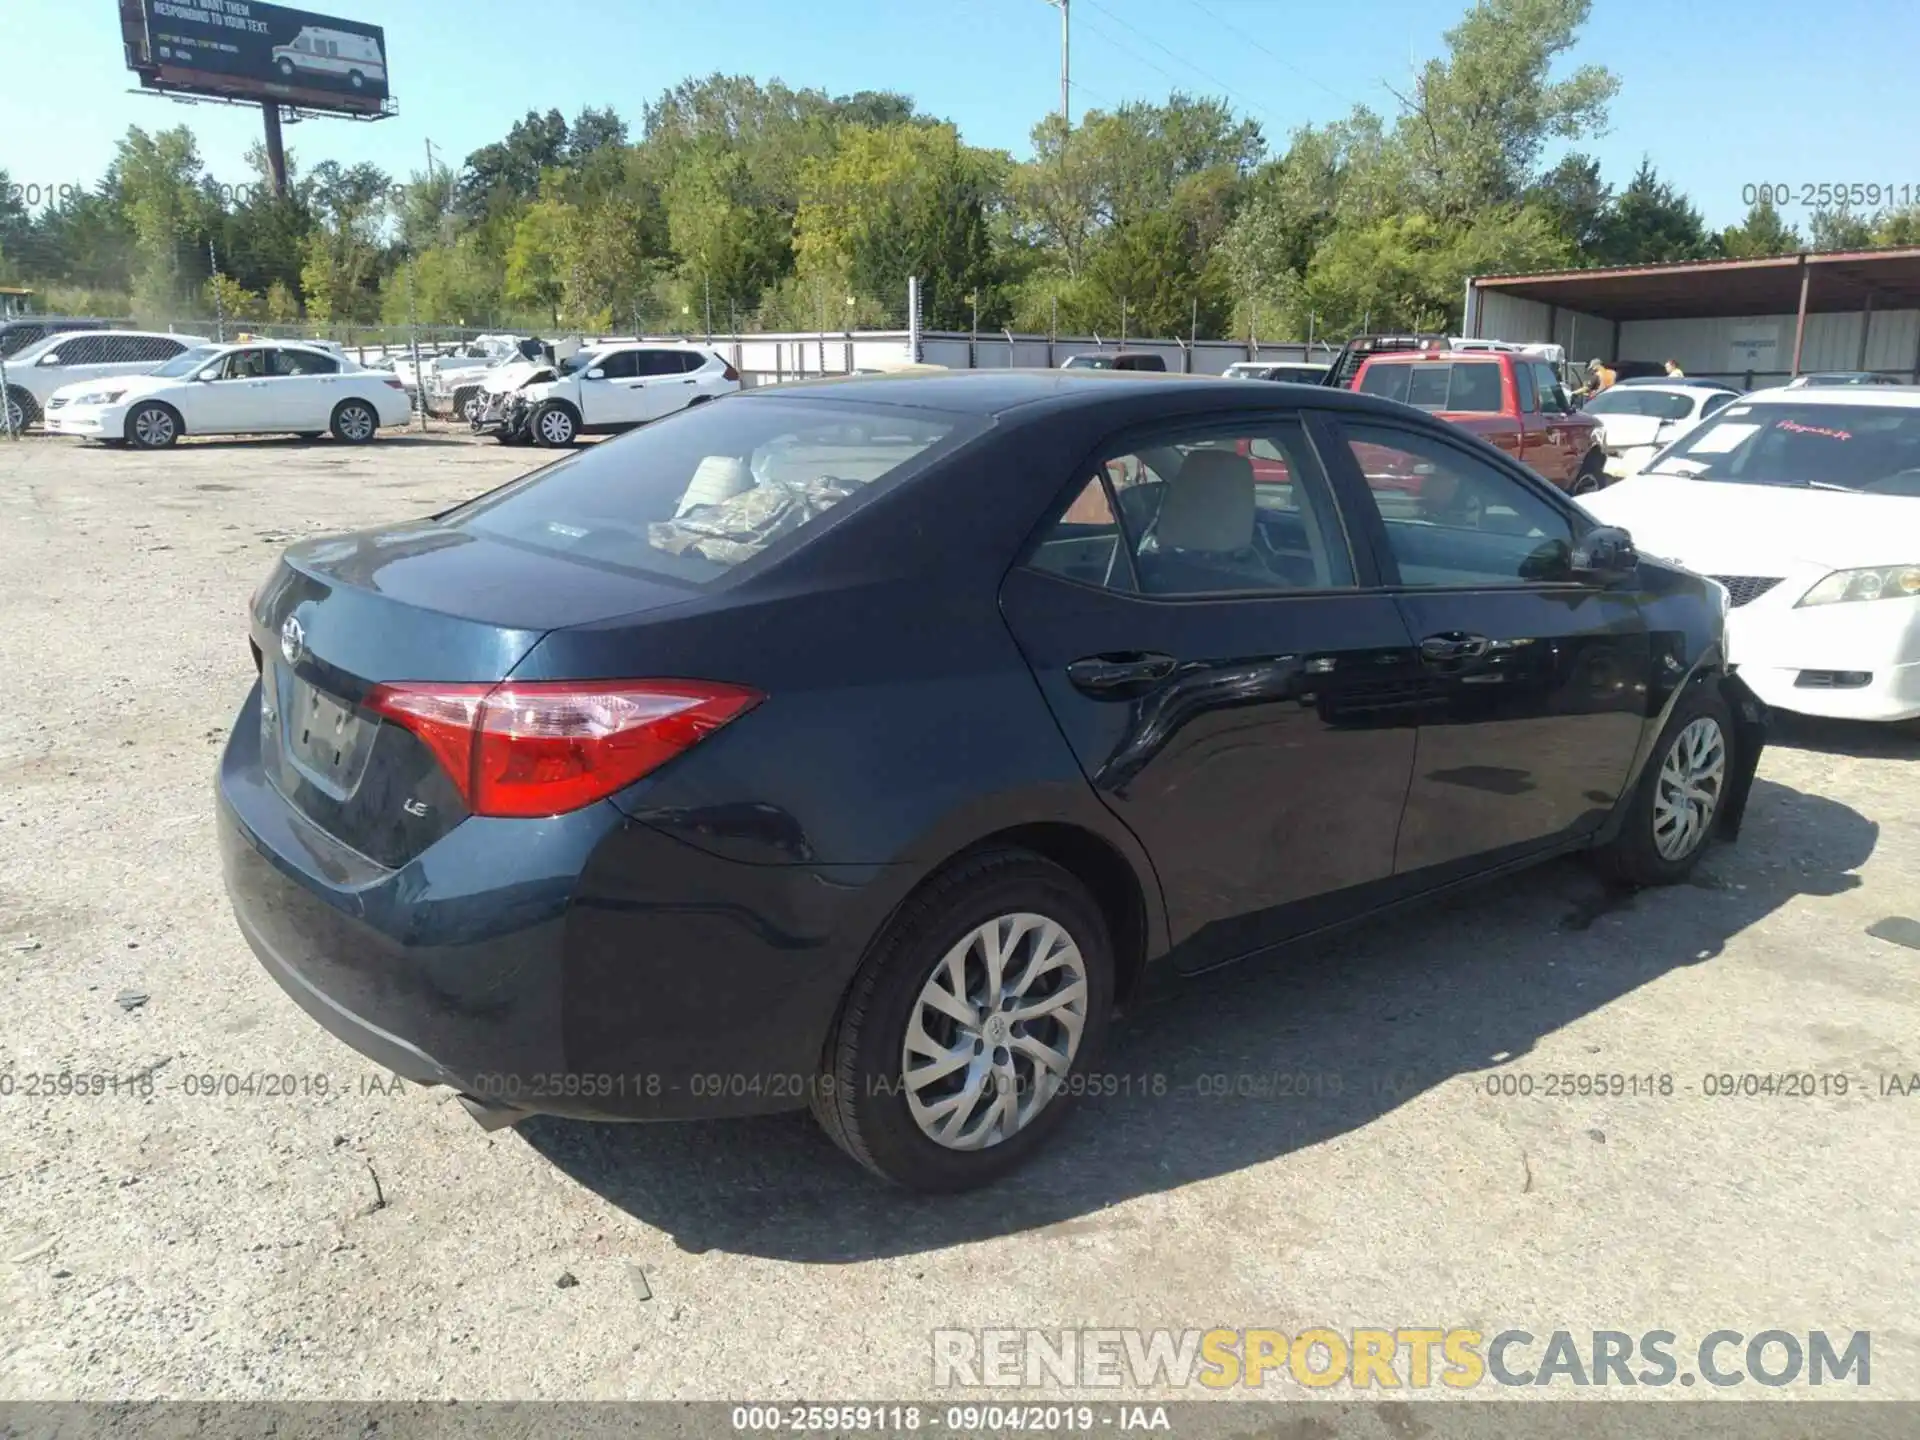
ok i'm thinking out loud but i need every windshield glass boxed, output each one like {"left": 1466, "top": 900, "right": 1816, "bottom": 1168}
{"left": 446, "top": 398, "right": 982, "bottom": 582}
{"left": 1647, "top": 403, "right": 1920, "bottom": 493}
{"left": 153, "top": 345, "right": 222, "bottom": 378}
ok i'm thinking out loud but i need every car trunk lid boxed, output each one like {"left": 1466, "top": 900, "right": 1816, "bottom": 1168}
{"left": 248, "top": 519, "right": 698, "bottom": 866}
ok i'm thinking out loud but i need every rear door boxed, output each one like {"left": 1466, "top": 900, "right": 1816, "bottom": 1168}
{"left": 1319, "top": 416, "right": 1651, "bottom": 876}
{"left": 269, "top": 346, "right": 342, "bottom": 428}
{"left": 999, "top": 411, "right": 1424, "bottom": 969}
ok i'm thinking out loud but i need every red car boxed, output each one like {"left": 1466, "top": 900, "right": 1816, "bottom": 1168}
{"left": 1353, "top": 350, "right": 1608, "bottom": 495}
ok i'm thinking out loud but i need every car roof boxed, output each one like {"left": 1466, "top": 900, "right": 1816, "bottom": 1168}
{"left": 1357, "top": 349, "right": 1517, "bottom": 366}
{"left": 735, "top": 368, "right": 1396, "bottom": 418}
{"left": 1735, "top": 385, "right": 1920, "bottom": 406}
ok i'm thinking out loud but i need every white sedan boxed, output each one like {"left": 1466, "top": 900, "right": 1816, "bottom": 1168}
{"left": 1583, "top": 380, "right": 1741, "bottom": 478}
{"left": 1581, "top": 387, "right": 1920, "bottom": 722}
{"left": 42, "top": 341, "right": 412, "bottom": 448}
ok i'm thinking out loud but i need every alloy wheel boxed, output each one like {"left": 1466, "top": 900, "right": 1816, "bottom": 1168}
{"left": 901, "top": 911, "right": 1089, "bottom": 1151}
{"left": 337, "top": 404, "right": 375, "bottom": 441}
{"left": 133, "top": 407, "right": 175, "bottom": 446}
{"left": 1652, "top": 715, "right": 1725, "bottom": 861}
{"left": 3, "top": 395, "right": 22, "bottom": 433}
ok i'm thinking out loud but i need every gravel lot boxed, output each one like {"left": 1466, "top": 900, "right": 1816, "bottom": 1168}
{"left": 1, "top": 428, "right": 1917, "bottom": 1404}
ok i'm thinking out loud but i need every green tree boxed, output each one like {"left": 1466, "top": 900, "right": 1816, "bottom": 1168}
{"left": 1808, "top": 207, "right": 1873, "bottom": 251}
{"left": 503, "top": 192, "right": 574, "bottom": 324}
{"left": 1388, "top": 0, "right": 1617, "bottom": 219}
{"left": 108, "top": 126, "right": 211, "bottom": 316}
{"left": 1591, "top": 159, "right": 1713, "bottom": 264}
{"left": 1527, "top": 153, "right": 1612, "bottom": 257}
{"left": 1718, "top": 199, "right": 1801, "bottom": 258}
{"left": 796, "top": 124, "right": 1004, "bottom": 326}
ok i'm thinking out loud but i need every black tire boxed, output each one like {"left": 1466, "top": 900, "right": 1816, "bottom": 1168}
{"left": 1570, "top": 453, "right": 1606, "bottom": 495}
{"left": 1592, "top": 684, "right": 1734, "bottom": 886}
{"left": 4, "top": 386, "right": 39, "bottom": 432}
{"left": 453, "top": 387, "right": 482, "bottom": 423}
{"left": 530, "top": 401, "right": 578, "bottom": 447}
{"left": 810, "top": 850, "right": 1114, "bottom": 1192}
{"left": 349, "top": 70, "right": 365, "bottom": 89}
{"left": 330, "top": 400, "right": 379, "bottom": 444}
{"left": 276, "top": 57, "right": 295, "bottom": 78}
{"left": 125, "top": 401, "right": 181, "bottom": 449}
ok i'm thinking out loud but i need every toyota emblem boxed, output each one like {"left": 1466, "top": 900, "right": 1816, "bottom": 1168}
{"left": 280, "top": 615, "right": 305, "bottom": 667}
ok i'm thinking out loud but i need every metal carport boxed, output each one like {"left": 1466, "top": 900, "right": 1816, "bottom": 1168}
{"left": 1464, "top": 248, "right": 1920, "bottom": 388}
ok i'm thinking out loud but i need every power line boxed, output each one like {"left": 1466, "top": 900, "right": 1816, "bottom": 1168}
{"left": 1078, "top": 0, "right": 1286, "bottom": 129}
{"left": 1175, "top": 0, "right": 1357, "bottom": 110}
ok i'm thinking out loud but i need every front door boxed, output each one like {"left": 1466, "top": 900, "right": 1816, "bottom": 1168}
{"left": 187, "top": 347, "right": 275, "bottom": 431}
{"left": 576, "top": 348, "right": 649, "bottom": 427}
{"left": 1321, "top": 416, "right": 1651, "bottom": 875}
{"left": 999, "top": 414, "right": 1425, "bottom": 970}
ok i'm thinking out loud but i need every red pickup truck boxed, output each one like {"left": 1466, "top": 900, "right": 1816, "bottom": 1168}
{"left": 1353, "top": 349, "right": 1608, "bottom": 494}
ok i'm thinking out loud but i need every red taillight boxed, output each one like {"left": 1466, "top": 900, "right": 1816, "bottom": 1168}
{"left": 365, "top": 679, "right": 761, "bottom": 818}
{"left": 721, "top": 361, "right": 740, "bottom": 382}
{"left": 382, "top": 376, "right": 406, "bottom": 389}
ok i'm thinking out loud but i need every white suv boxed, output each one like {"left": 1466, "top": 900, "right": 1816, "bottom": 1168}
{"left": 481, "top": 344, "right": 742, "bottom": 446}
{"left": 4, "top": 330, "right": 206, "bottom": 429}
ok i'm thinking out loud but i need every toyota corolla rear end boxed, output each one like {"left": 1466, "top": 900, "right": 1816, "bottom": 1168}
{"left": 217, "top": 395, "right": 980, "bottom": 1123}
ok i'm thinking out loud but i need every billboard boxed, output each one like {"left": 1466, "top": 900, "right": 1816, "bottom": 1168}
{"left": 123, "top": 0, "right": 392, "bottom": 118}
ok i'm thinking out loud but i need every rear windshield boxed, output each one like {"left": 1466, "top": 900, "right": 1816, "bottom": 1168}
{"left": 1647, "top": 403, "right": 1920, "bottom": 494}
{"left": 445, "top": 397, "right": 979, "bottom": 582}
{"left": 1356, "top": 360, "right": 1502, "bottom": 412}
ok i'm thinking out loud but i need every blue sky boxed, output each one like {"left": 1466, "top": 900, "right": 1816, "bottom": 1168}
{"left": 4, "top": 0, "right": 1915, "bottom": 229}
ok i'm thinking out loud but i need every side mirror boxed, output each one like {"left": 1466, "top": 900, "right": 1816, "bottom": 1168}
{"left": 197, "top": 368, "right": 221, "bottom": 381}
{"left": 585, "top": 367, "right": 606, "bottom": 380}
{"left": 37, "top": 353, "right": 64, "bottom": 366}
{"left": 1571, "top": 524, "right": 1638, "bottom": 584}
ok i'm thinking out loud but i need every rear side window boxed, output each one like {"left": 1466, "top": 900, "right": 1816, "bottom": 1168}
{"left": 1356, "top": 363, "right": 1411, "bottom": 403}
{"left": 1445, "top": 361, "right": 1503, "bottom": 413}
{"left": 274, "top": 348, "right": 339, "bottom": 376}
{"left": 1027, "top": 420, "right": 1354, "bottom": 597}
{"left": 448, "top": 399, "right": 978, "bottom": 583}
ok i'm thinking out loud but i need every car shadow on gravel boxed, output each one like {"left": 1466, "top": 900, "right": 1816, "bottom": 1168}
{"left": 1765, "top": 711, "right": 1920, "bottom": 760}
{"left": 520, "top": 776, "right": 1876, "bottom": 1261}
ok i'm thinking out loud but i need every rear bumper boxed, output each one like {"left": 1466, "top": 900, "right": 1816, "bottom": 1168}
{"left": 217, "top": 686, "right": 889, "bottom": 1119}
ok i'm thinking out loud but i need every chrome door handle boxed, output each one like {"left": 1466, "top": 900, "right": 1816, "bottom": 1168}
{"left": 1420, "top": 632, "right": 1492, "bottom": 662}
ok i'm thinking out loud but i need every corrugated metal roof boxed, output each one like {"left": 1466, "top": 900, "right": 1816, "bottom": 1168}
{"left": 1472, "top": 248, "right": 1920, "bottom": 321}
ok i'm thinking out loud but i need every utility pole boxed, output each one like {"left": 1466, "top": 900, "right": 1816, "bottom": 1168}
{"left": 1042, "top": 0, "right": 1070, "bottom": 126}
{"left": 261, "top": 103, "right": 289, "bottom": 198}
{"left": 704, "top": 273, "right": 713, "bottom": 341}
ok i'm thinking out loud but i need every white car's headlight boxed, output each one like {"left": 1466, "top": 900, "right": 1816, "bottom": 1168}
{"left": 71, "top": 389, "right": 129, "bottom": 406}
{"left": 1797, "top": 565, "right": 1920, "bottom": 606}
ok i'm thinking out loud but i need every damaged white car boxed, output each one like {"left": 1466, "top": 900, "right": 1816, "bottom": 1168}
{"left": 472, "top": 343, "right": 741, "bottom": 446}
